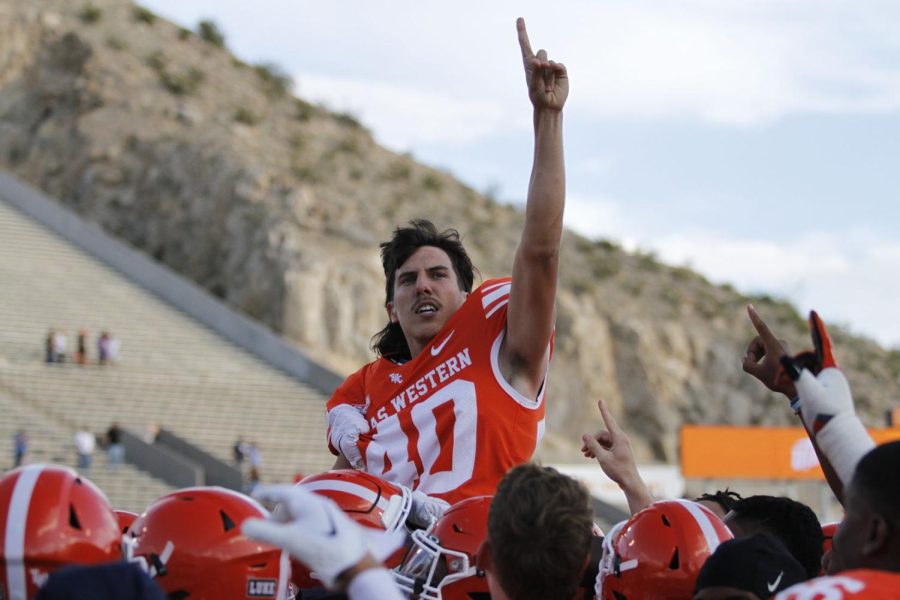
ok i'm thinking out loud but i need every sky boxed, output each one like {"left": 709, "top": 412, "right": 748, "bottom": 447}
{"left": 143, "top": 0, "right": 900, "bottom": 349}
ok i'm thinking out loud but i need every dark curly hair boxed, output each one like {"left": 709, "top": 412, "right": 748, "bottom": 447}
{"left": 727, "top": 495, "right": 823, "bottom": 579}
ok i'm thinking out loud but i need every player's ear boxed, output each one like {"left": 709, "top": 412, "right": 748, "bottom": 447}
{"left": 386, "top": 301, "right": 398, "bottom": 324}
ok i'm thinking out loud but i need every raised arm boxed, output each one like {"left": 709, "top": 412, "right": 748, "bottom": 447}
{"left": 503, "top": 17, "right": 568, "bottom": 397}
{"left": 741, "top": 304, "right": 845, "bottom": 503}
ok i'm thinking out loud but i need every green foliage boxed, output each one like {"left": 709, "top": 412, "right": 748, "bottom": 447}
{"left": 78, "top": 4, "right": 102, "bottom": 24}
{"left": 132, "top": 5, "right": 157, "bottom": 25}
{"left": 636, "top": 249, "right": 661, "bottom": 272}
{"left": 253, "top": 63, "right": 292, "bottom": 98}
{"left": 334, "top": 111, "right": 364, "bottom": 130}
{"left": 294, "top": 98, "right": 316, "bottom": 121}
{"left": 384, "top": 159, "right": 412, "bottom": 181}
{"left": 145, "top": 51, "right": 166, "bottom": 71}
{"left": 234, "top": 107, "right": 259, "bottom": 125}
{"left": 197, "top": 19, "right": 225, "bottom": 47}
{"left": 888, "top": 349, "right": 900, "bottom": 378}
{"left": 160, "top": 67, "right": 205, "bottom": 96}
{"left": 177, "top": 27, "right": 192, "bottom": 41}
{"left": 105, "top": 36, "right": 127, "bottom": 51}
{"left": 333, "top": 136, "right": 361, "bottom": 155}
{"left": 291, "top": 164, "right": 322, "bottom": 182}
{"left": 594, "top": 239, "right": 620, "bottom": 253}
{"left": 422, "top": 173, "right": 444, "bottom": 192}
{"left": 146, "top": 52, "right": 204, "bottom": 96}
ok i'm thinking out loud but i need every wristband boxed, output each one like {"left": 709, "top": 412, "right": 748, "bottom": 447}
{"left": 790, "top": 396, "right": 802, "bottom": 414}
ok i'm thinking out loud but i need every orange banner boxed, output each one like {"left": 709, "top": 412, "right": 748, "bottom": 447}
{"left": 680, "top": 426, "right": 900, "bottom": 480}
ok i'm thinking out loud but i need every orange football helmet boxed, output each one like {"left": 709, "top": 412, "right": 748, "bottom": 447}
{"left": 291, "top": 469, "right": 413, "bottom": 590}
{"left": 0, "top": 465, "right": 120, "bottom": 599}
{"left": 115, "top": 509, "right": 139, "bottom": 536}
{"left": 597, "top": 499, "right": 734, "bottom": 600}
{"left": 127, "top": 487, "right": 291, "bottom": 599}
{"left": 394, "top": 495, "right": 492, "bottom": 600}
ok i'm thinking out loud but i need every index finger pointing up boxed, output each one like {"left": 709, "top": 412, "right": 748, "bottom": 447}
{"left": 597, "top": 398, "right": 621, "bottom": 435}
{"left": 517, "top": 17, "right": 534, "bottom": 60}
{"left": 746, "top": 304, "right": 780, "bottom": 347}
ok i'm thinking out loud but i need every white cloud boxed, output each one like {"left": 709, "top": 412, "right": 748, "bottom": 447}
{"left": 651, "top": 229, "right": 900, "bottom": 348}
{"left": 564, "top": 193, "right": 900, "bottom": 348}
{"left": 563, "top": 1, "right": 900, "bottom": 125}
{"left": 293, "top": 74, "right": 526, "bottom": 149}
{"left": 146, "top": 0, "right": 900, "bottom": 135}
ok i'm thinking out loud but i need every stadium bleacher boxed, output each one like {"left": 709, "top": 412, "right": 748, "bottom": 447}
{"left": 0, "top": 196, "right": 334, "bottom": 512}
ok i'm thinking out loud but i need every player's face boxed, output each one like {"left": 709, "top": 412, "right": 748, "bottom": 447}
{"left": 388, "top": 245, "right": 468, "bottom": 358}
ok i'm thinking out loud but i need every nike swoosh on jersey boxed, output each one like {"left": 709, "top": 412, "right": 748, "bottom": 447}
{"left": 431, "top": 331, "right": 455, "bottom": 356}
{"left": 768, "top": 571, "right": 784, "bottom": 592}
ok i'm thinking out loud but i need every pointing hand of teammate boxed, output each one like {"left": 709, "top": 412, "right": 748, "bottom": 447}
{"left": 741, "top": 304, "right": 797, "bottom": 400}
{"left": 582, "top": 398, "right": 653, "bottom": 514}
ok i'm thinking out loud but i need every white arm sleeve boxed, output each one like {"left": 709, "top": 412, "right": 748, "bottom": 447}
{"left": 347, "top": 568, "right": 405, "bottom": 600}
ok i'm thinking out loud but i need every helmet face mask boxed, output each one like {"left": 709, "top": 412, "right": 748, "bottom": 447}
{"left": 395, "top": 529, "right": 476, "bottom": 599}
{"left": 393, "top": 495, "right": 491, "bottom": 600}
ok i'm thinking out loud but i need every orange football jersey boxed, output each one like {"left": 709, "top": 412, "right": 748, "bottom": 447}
{"left": 326, "top": 278, "right": 550, "bottom": 504}
{"left": 775, "top": 570, "right": 900, "bottom": 599}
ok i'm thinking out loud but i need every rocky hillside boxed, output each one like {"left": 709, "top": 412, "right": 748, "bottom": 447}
{"left": 2, "top": 0, "right": 898, "bottom": 463}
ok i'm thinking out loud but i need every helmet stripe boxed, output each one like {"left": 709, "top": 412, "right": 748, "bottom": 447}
{"left": 276, "top": 550, "right": 290, "bottom": 600}
{"left": 300, "top": 480, "right": 387, "bottom": 511}
{"left": 4, "top": 465, "right": 43, "bottom": 600}
{"left": 672, "top": 499, "right": 725, "bottom": 554}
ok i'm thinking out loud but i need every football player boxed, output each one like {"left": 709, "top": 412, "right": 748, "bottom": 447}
{"left": 326, "top": 17, "right": 569, "bottom": 506}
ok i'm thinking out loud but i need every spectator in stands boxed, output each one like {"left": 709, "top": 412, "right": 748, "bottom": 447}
{"left": 52, "top": 330, "right": 67, "bottom": 363}
{"left": 724, "top": 495, "right": 824, "bottom": 579}
{"left": 233, "top": 435, "right": 247, "bottom": 467}
{"left": 45, "top": 329, "right": 55, "bottom": 363}
{"left": 106, "top": 422, "right": 124, "bottom": 468}
{"left": 245, "top": 467, "right": 261, "bottom": 496}
{"left": 13, "top": 429, "right": 27, "bottom": 467}
{"left": 75, "top": 426, "right": 95, "bottom": 469}
{"left": 98, "top": 332, "right": 110, "bottom": 365}
{"left": 75, "top": 329, "right": 88, "bottom": 365}
{"left": 248, "top": 440, "right": 261, "bottom": 470}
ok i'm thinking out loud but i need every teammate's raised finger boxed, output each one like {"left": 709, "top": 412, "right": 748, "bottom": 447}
{"left": 597, "top": 398, "right": 622, "bottom": 434}
{"left": 747, "top": 304, "right": 780, "bottom": 348}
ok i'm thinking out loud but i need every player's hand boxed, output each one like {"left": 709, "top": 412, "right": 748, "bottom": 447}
{"left": 582, "top": 398, "right": 653, "bottom": 514}
{"left": 408, "top": 489, "right": 450, "bottom": 528}
{"left": 780, "top": 312, "right": 851, "bottom": 433}
{"left": 741, "top": 304, "right": 797, "bottom": 399}
{"left": 243, "top": 485, "right": 368, "bottom": 589}
{"left": 581, "top": 398, "right": 640, "bottom": 488}
{"left": 328, "top": 404, "right": 370, "bottom": 469}
{"left": 517, "top": 17, "right": 568, "bottom": 112}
